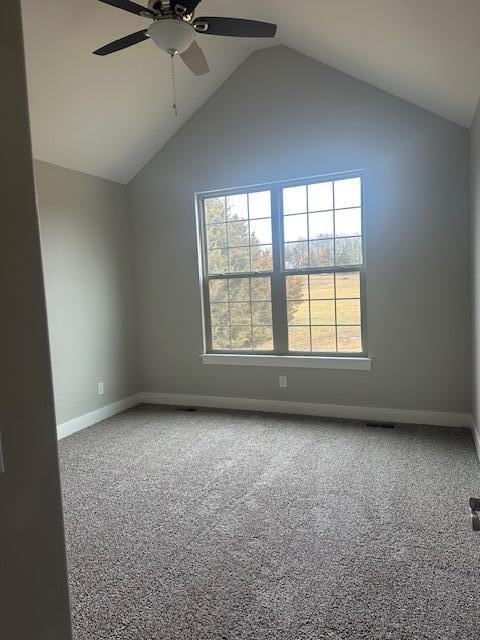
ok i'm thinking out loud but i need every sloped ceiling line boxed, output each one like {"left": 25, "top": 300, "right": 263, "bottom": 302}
{"left": 21, "top": 0, "right": 480, "bottom": 183}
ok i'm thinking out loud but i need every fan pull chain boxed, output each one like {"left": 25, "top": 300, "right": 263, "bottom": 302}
{"left": 170, "top": 51, "right": 178, "bottom": 117}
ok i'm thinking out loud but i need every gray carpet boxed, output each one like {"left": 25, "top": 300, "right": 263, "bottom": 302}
{"left": 59, "top": 404, "right": 480, "bottom": 639}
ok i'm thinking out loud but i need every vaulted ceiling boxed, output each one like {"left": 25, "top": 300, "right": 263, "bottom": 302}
{"left": 22, "top": 0, "right": 480, "bottom": 184}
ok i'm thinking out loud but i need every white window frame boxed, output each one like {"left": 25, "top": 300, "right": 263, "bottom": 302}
{"left": 196, "top": 171, "right": 371, "bottom": 370}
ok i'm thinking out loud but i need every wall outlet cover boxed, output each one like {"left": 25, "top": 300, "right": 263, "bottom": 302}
{"left": 97, "top": 381, "right": 104, "bottom": 396}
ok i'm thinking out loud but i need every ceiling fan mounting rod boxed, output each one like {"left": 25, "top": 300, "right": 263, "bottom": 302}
{"left": 149, "top": 0, "right": 169, "bottom": 10}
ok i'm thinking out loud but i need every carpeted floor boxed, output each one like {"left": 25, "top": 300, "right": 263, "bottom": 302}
{"left": 59, "top": 404, "right": 480, "bottom": 639}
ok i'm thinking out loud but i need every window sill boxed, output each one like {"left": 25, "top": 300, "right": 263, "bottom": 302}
{"left": 200, "top": 354, "right": 372, "bottom": 371}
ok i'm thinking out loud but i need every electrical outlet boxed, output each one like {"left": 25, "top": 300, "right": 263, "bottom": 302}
{"left": 97, "top": 381, "right": 104, "bottom": 396}
{"left": 279, "top": 375, "right": 287, "bottom": 388}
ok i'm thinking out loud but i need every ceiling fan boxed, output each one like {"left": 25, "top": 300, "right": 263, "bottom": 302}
{"left": 93, "top": 0, "right": 278, "bottom": 76}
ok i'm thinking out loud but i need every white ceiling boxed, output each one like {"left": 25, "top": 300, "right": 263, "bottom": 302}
{"left": 22, "top": 0, "right": 480, "bottom": 184}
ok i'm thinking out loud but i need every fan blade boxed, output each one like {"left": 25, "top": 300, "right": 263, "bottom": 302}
{"left": 97, "top": 0, "right": 156, "bottom": 18}
{"left": 193, "top": 17, "right": 277, "bottom": 38}
{"left": 180, "top": 41, "right": 209, "bottom": 75}
{"left": 171, "top": 1, "right": 202, "bottom": 14}
{"left": 93, "top": 30, "right": 149, "bottom": 56}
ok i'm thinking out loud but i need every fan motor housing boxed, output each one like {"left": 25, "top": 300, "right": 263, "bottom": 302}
{"left": 148, "top": 1, "right": 189, "bottom": 15}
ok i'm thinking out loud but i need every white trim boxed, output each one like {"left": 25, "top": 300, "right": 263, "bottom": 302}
{"left": 200, "top": 354, "right": 372, "bottom": 370}
{"left": 471, "top": 419, "right": 480, "bottom": 463}
{"left": 57, "top": 394, "right": 140, "bottom": 440}
{"left": 139, "top": 392, "right": 469, "bottom": 428}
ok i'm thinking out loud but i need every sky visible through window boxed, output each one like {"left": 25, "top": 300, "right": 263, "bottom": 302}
{"left": 283, "top": 178, "right": 362, "bottom": 260}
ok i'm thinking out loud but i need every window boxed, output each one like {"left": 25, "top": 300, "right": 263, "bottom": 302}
{"left": 198, "top": 173, "right": 366, "bottom": 357}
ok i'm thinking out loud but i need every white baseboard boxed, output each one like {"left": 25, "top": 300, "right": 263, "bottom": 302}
{"left": 56, "top": 392, "right": 477, "bottom": 459}
{"left": 471, "top": 419, "right": 480, "bottom": 462}
{"left": 138, "top": 392, "right": 470, "bottom": 428}
{"left": 57, "top": 394, "right": 140, "bottom": 440}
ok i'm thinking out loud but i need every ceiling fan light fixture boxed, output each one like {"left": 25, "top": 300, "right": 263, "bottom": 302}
{"left": 93, "top": 0, "right": 277, "bottom": 75}
{"left": 147, "top": 19, "right": 195, "bottom": 54}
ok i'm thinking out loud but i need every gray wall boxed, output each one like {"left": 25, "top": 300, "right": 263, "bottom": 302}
{"left": 129, "top": 45, "right": 471, "bottom": 413}
{"left": 34, "top": 160, "right": 138, "bottom": 426}
{"left": 472, "top": 100, "right": 480, "bottom": 437}
{"left": 0, "top": 1, "right": 72, "bottom": 637}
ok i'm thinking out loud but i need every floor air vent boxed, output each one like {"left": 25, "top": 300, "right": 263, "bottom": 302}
{"left": 366, "top": 422, "right": 395, "bottom": 429}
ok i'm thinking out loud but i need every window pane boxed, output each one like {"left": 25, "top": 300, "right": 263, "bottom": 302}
{"left": 208, "top": 248, "right": 228, "bottom": 274}
{"left": 205, "top": 192, "right": 272, "bottom": 276}
{"left": 334, "top": 177, "right": 361, "bottom": 209}
{"left": 336, "top": 299, "right": 361, "bottom": 325}
{"left": 286, "top": 275, "right": 308, "bottom": 301}
{"left": 309, "top": 239, "right": 334, "bottom": 267}
{"left": 212, "top": 326, "right": 230, "bottom": 350}
{"left": 227, "top": 194, "right": 248, "bottom": 220}
{"left": 310, "top": 300, "right": 335, "bottom": 325}
{"left": 309, "top": 274, "right": 335, "bottom": 299}
{"left": 249, "top": 191, "right": 271, "bottom": 219}
{"left": 231, "top": 326, "right": 252, "bottom": 350}
{"left": 250, "top": 276, "right": 271, "bottom": 301}
{"left": 335, "top": 208, "right": 362, "bottom": 237}
{"left": 308, "top": 181, "right": 333, "bottom": 211}
{"left": 284, "top": 214, "right": 307, "bottom": 242}
{"left": 311, "top": 326, "right": 336, "bottom": 352}
{"left": 281, "top": 176, "right": 364, "bottom": 294}
{"left": 230, "top": 302, "right": 251, "bottom": 325}
{"left": 335, "top": 272, "right": 360, "bottom": 299}
{"left": 288, "top": 326, "right": 311, "bottom": 352}
{"left": 335, "top": 237, "right": 363, "bottom": 266}
{"left": 309, "top": 211, "right": 334, "bottom": 239}
{"left": 252, "top": 301, "right": 272, "bottom": 325}
{"left": 208, "top": 276, "right": 272, "bottom": 352}
{"left": 205, "top": 197, "right": 225, "bottom": 224}
{"left": 283, "top": 185, "right": 307, "bottom": 214}
{"left": 284, "top": 267, "right": 362, "bottom": 355}
{"left": 337, "top": 326, "right": 362, "bottom": 352}
{"left": 229, "top": 247, "right": 250, "bottom": 272}
{"left": 227, "top": 221, "right": 250, "bottom": 247}
{"left": 229, "top": 277, "right": 250, "bottom": 302}
{"left": 285, "top": 242, "right": 308, "bottom": 269}
{"left": 209, "top": 279, "right": 228, "bottom": 303}
{"left": 287, "top": 300, "right": 309, "bottom": 325}
{"left": 207, "top": 223, "right": 227, "bottom": 249}
{"left": 211, "top": 303, "right": 230, "bottom": 325}
{"left": 251, "top": 245, "right": 272, "bottom": 272}
{"left": 253, "top": 326, "right": 273, "bottom": 350}
{"left": 250, "top": 219, "right": 272, "bottom": 245}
